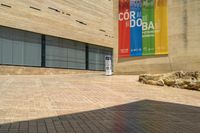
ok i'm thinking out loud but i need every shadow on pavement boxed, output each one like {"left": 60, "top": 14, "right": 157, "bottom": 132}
{"left": 1, "top": 100, "right": 200, "bottom": 133}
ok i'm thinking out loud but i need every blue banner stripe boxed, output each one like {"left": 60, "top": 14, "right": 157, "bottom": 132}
{"left": 130, "top": 0, "right": 142, "bottom": 56}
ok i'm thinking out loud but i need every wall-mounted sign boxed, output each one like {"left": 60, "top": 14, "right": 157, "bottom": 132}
{"left": 119, "top": 0, "right": 168, "bottom": 58}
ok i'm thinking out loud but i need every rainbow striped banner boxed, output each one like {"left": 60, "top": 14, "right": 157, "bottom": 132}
{"left": 118, "top": 0, "right": 168, "bottom": 57}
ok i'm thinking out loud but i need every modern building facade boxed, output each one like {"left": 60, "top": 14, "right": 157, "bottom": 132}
{"left": 113, "top": 0, "right": 200, "bottom": 74}
{"left": 0, "top": 0, "right": 113, "bottom": 71}
{"left": 0, "top": 0, "right": 200, "bottom": 74}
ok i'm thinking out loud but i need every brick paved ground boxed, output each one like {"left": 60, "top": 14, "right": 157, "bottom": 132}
{"left": 0, "top": 73, "right": 200, "bottom": 133}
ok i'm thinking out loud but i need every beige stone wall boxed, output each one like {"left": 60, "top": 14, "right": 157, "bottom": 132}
{"left": 0, "top": 65, "right": 101, "bottom": 75}
{"left": 1, "top": 0, "right": 199, "bottom": 74}
{"left": 113, "top": 0, "right": 200, "bottom": 74}
{"left": 0, "top": 0, "right": 114, "bottom": 48}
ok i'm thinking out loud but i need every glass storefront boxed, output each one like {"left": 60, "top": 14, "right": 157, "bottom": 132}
{"left": 0, "top": 26, "right": 112, "bottom": 71}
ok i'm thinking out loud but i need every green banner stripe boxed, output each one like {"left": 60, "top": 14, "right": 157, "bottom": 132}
{"left": 142, "top": 0, "right": 155, "bottom": 56}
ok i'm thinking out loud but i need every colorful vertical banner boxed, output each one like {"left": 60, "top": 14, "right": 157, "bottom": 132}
{"left": 155, "top": 0, "right": 168, "bottom": 55}
{"left": 142, "top": 0, "right": 155, "bottom": 55}
{"left": 119, "top": 0, "right": 130, "bottom": 58}
{"left": 130, "top": 0, "right": 142, "bottom": 56}
{"left": 118, "top": 0, "right": 168, "bottom": 58}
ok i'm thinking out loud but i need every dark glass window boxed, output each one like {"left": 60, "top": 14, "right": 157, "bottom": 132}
{"left": 0, "top": 26, "right": 113, "bottom": 71}
{"left": 46, "top": 36, "right": 86, "bottom": 69}
{"left": 0, "top": 27, "right": 41, "bottom": 66}
{"left": 88, "top": 45, "right": 112, "bottom": 71}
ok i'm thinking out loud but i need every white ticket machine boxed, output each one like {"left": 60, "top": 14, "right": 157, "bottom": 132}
{"left": 105, "top": 55, "right": 112, "bottom": 76}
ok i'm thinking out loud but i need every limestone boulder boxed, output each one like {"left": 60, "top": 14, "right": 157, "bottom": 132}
{"left": 139, "top": 71, "right": 200, "bottom": 91}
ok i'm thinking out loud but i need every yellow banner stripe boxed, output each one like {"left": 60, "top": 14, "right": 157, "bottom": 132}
{"left": 154, "top": 0, "right": 168, "bottom": 55}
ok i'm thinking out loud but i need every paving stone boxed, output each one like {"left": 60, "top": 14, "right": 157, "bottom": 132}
{"left": 0, "top": 74, "right": 200, "bottom": 133}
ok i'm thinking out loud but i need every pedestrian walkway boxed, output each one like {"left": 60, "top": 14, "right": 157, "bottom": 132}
{"left": 0, "top": 73, "right": 200, "bottom": 133}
